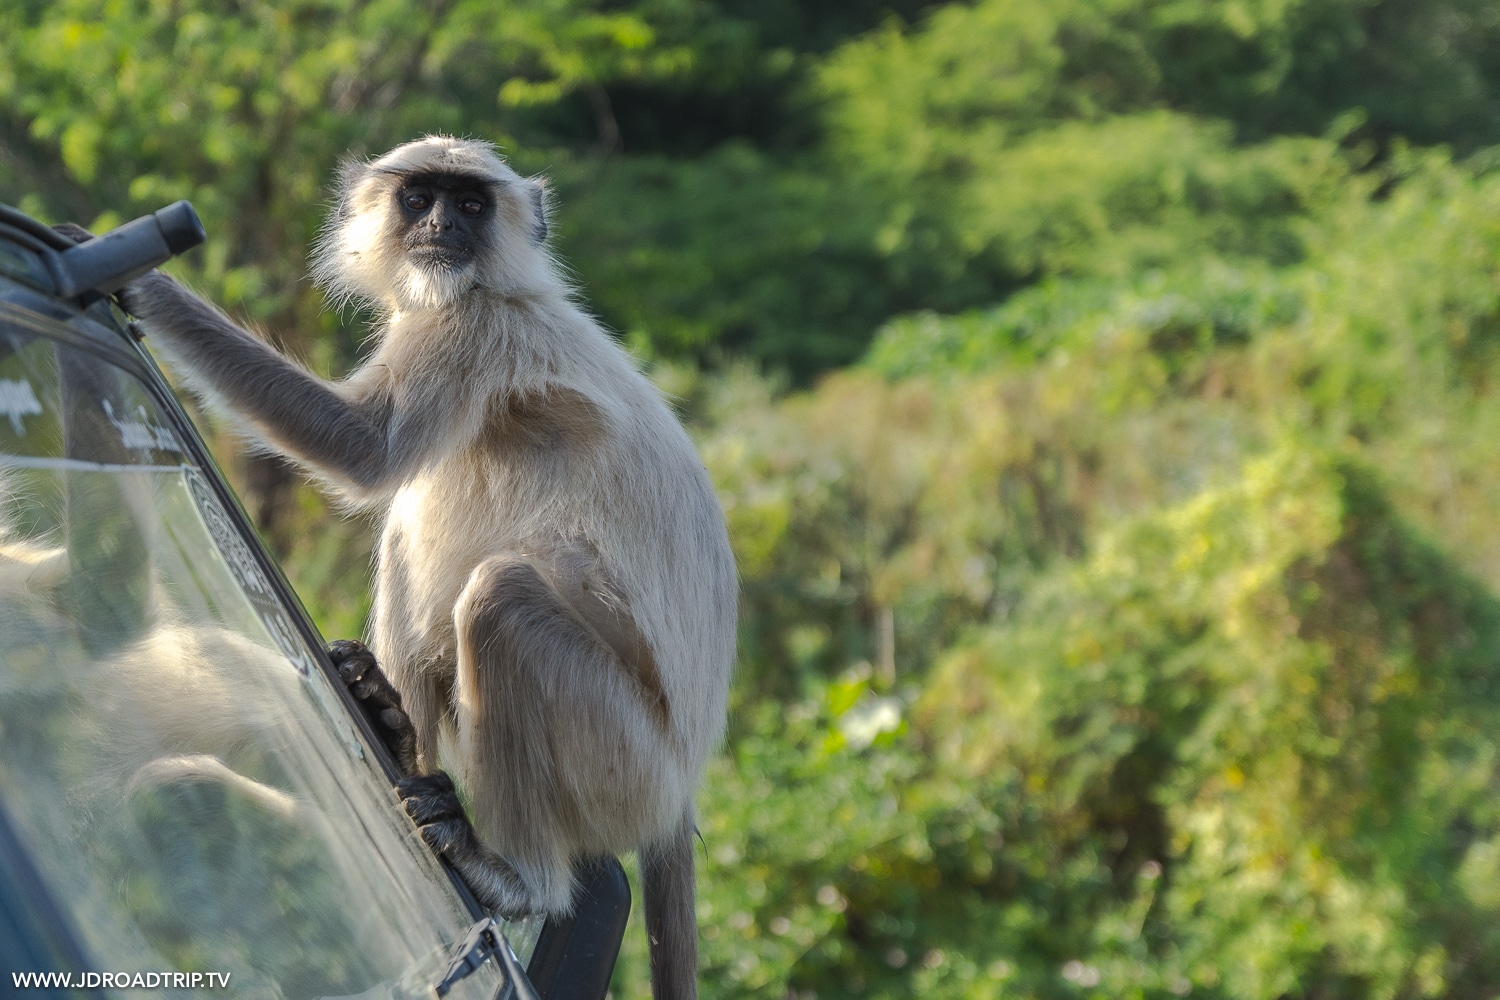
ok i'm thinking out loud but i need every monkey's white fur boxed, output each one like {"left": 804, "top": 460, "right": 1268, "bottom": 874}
{"left": 125, "top": 135, "right": 737, "bottom": 1000}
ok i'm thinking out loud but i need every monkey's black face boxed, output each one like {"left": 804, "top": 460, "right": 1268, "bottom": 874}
{"left": 395, "top": 171, "right": 493, "bottom": 271}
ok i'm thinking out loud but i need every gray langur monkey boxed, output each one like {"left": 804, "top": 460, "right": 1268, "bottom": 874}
{"left": 112, "top": 135, "right": 738, "bottom": 1000}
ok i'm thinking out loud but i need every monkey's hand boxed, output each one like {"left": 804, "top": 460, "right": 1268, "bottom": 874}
{"left": 329, "top": 639, "right": 419, "bottom": 777}
{"left": 52, "top": 224, "right": 168, "bottom": 324}
{"left": 52, "top": 223, "right": 96, "bottom": 245}
{"left": 115, "top": 269, "right": 177, "bottom": 320}
{"left": 50, "top": 225, "right": 170, "bottom": 321}
{"left": 397, "top": 771, "right": 532, "bottom": 917}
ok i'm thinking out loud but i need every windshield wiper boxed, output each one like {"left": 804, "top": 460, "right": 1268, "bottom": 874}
{"left": 437, "top": 917, "right": 540, "bottom": 999}
{"left": 317, "top": 917, "right": 538, "bottom": 1000}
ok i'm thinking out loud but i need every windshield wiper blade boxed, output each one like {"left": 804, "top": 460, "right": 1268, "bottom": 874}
{"left": 437, "top": 917, "right": 540, "bottom": 1000}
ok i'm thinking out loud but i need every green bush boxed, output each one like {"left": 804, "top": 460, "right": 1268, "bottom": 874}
{"left": 633, "top": 444, "right": 1500, "bottom": 999}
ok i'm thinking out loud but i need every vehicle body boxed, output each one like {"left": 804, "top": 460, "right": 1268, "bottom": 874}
{"left": 0, "top": 202, "right": 628, "bottom": 999}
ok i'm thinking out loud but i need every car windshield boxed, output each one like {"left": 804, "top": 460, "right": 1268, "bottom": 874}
{"left": 0, "top": 297, "right": 529, "bottom": 998}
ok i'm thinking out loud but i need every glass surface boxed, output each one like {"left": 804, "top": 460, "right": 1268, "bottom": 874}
{"left": 0, "top": 300, "right": 520, "bottom": 999}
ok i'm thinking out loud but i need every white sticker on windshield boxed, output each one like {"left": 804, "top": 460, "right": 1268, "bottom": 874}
{"left": 103, "top": 398, "right": 183, "bottom": 455}
{"left": 0, "top": 377, "right": 42, "bottom": 434}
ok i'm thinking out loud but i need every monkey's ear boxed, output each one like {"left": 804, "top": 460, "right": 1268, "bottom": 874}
{"left": 527, "top": 178, "right": 550, "bottom": 245}
{"left": 328, "top": 156, "right": 374, "bottom": 218}
{"left": 337, "top": 157, "right": 367, "bottom": 187}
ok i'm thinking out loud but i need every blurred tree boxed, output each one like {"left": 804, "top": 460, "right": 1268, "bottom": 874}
{"left": 510, "top": 0, "right": 947, "bottom": 156}
{"left": 1144, "top": 0, "right": 1500, "bottom": 150}
{"left": 912, "top": 445, "right": 1500, "bottom": 998}
{"left": 0, "top": 0, "right": 703, "bottom": 547}
{"left": 10, "top": 0, "right": 1500, "bottom": 384}
{"left": 655, "top": 140, "right": 1500, "bottom": 998}
{"left": 808, "top": 0, "right": 1500, "bottom": 371}
{"left": 547, "top": 147, "right": 904, "bottom": 371}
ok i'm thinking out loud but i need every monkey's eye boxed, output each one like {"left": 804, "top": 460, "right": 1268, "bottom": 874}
{"left": 457, "top": 194, "right": 486, "bottom": 216}
{"left": 402, "top": 189, "right": 432, "bottom": 212}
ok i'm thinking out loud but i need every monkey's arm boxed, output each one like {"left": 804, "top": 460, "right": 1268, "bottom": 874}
{"left": 125, "top": 271, "right": 400, "bottom": 490}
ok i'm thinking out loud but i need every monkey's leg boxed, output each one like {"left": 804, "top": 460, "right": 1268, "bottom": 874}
{"left": 400, "top": 553, "right": 675, "bottom": 918}
{"left": 328, "top": 639, "right": 419, "bottom": 777}
{"left": 394, "top": 665, "right": 452, "bottom": 777}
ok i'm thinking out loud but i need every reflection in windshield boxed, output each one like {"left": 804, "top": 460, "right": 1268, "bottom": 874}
{"left": 0, "top": 305, "right": 515, "bottom": 997}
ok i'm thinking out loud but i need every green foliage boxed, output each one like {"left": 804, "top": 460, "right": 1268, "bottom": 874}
{"left": 0, "top": 0, "right": 701, "bottom": 325}
{"left": 917, "top": 445, "right": 1500, "bottom": 998}
{"left": 550, "top": 147, "right": 899, "bottom": 371}
{"left": 823, "top": 0, "right": 1500, "bottom": 159}
{"left": 1144, "top": 0, "right": 1500, "bottom": 149}
{"left": 9, "top": 0, "right": 1500, "bottom": 378}
{"left": 662, "top": 139, "right": 1500, "bottom": 997}
{"left": 817, "top": 0, "right": 1358, "bottom": 337}
{"left": 618, "top": 426, "right": 1500, "bottom": 997}
{"left": 864, "top": 262, "right": 1305, "bottom": 378}
{"left": 806, "top": 0, "right": 1500, "bottom": 369}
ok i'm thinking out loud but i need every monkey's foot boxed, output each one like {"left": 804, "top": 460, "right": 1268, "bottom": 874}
{"left": 329, "top": 639, "right": 418, "bottom": 776}
{"left": 397, "top": 771, "right": 473, "bottom": 854}
{"left": 397, "top": 771, "right": 534, "bottom": 917}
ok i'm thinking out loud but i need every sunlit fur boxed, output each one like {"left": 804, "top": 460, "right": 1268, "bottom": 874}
{"left": 125, "top": 135, "right": 736, "bottom": 1000}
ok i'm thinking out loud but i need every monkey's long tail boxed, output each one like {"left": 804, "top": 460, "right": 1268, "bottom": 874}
{"left": 641, "top": 809, "right": 699, "bottom": 1000}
